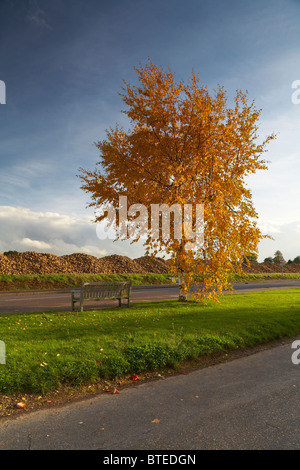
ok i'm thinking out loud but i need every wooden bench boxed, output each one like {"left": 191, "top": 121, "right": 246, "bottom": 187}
{"left": 71, "top": 281, "right": 132, "bottom": 312}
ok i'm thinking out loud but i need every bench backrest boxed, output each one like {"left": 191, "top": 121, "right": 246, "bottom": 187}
{"left": 81, "top": 281, "right": 131, "bottom": 299}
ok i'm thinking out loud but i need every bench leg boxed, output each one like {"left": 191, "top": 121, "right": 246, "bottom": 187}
{"left": 71, "top": 294, "right": 76, "bottom": 311}
{"left": 118, "top": 298, "right": 121, "bottom": 307}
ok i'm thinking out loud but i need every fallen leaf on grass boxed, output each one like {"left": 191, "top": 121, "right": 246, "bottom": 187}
{"left": 105, "top": 388, "right": 120, "bottom": 394}
{"left": 16, "top": 402, "right": 26, "bottom": 409}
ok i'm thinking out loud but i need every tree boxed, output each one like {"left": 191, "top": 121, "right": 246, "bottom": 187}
{"left": 273, "top": 250, "right": 283, "bottom": 263}
{"left": 79, "top": 60, "right": 276, "bottom": 302}
{"left": 264, "top": 257, "right": 274, "bottom": 263}
{"left": 293, "top": 256, "right": 300, "bottom": 264}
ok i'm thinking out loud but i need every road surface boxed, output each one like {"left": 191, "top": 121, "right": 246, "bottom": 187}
{"left": 0, "top": 340, "right": 299, "bottom": 450}
{"left": 0, "top": 280, "right": 300, "bottom": 314}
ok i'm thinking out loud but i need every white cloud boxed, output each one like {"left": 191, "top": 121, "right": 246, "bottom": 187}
{"left": 257, "top": 220, "right": 300, "bottom": 262}
{"left": 0, "top": 205, "right": 298, "bottom": 262}
{"left": 258, "top": 222, "right": 281, "bottom": 234}
{"left": 21, "top": 238, "right": 51, "bottom": 250}
{"left": 0, "top": 206, "right": 145, "bottom": 258}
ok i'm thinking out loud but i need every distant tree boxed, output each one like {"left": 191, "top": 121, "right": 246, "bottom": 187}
{"left": 273, "top": 250, "right": 283, "bottom": 263}
{"left": 3, "top": 251, "right": 18, "bottom": 256}
{"left": 293, "top": 256, "right": 300, "bottom": 264}
{"left": 264, "top": 257, "right": 273, "bottom": 263}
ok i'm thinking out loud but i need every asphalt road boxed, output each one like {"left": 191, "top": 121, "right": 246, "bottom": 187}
{"left": 0, "top": 340, "right": 299, "bottom": 450}
{"left": 0, "top": 280, "right": 300, "bottom": 314}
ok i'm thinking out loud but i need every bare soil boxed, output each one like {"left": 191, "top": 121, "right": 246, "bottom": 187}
{"left": 1, "top": 251, "right": 299, "bottom": 275}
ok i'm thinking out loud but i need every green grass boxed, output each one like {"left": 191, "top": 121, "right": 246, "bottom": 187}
{"left": 1, "top": 288, "right": 300, "bottom": 395}
{"left": 191, "top": 272, "right": 300, "bottom": 282}
{"left": 229, "top": 272, "right": 300, "bottom": 281}
{"left": 0, "top": 273, "right": 174, "bottom": 291}
{"left": 0, "top": 272, "right": 299, "bottom": 292}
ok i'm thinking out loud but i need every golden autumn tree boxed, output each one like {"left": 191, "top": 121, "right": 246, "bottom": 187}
{"left": 79, "top": 60, "right": 276, "bottom": 302}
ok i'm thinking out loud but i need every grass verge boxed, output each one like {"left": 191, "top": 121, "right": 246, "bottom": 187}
{"left": 0, "top": 272, "right": 299, "bottom": 292}
{"left": 229, "top": 272, "right": 300, "bottom": 282}
{"left": 0, "top": 273, "right": 174, "bottom": 291}
{"left": 0, "top": 288, "right": 300, "bottom": 398}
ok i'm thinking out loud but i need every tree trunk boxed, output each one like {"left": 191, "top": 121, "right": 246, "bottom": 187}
{"left": 177, "top": 272, "right": 188, "bottom": 301}
{"left": 178, "top": 293, "right": 187, "bottom": 302}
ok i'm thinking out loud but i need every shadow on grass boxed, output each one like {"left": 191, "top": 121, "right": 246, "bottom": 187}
{"left": 1, "top": 289, "right": 300, "bottom": 394}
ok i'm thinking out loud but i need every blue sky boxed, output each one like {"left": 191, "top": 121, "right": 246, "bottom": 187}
{"left": 0, "top": 0, "right": 299, "bottom": 261}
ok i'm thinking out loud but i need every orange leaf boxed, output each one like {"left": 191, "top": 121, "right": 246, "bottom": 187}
{"left": 151, "top": 418, "right": 160, "bottom": 423}
{"left": 105, "top": 388, "right": 120, "bottom": 394}
{"left": 16, "top": 402, "right": 26, "bottom": 409}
